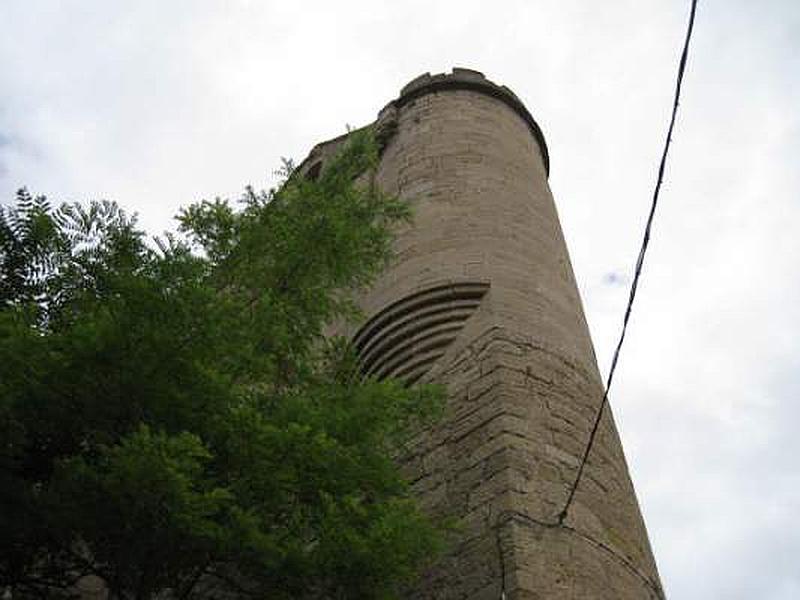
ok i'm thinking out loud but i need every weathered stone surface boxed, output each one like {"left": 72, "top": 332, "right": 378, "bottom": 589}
{"left": 308, "top": 68, "right": 663, "bottom": 599}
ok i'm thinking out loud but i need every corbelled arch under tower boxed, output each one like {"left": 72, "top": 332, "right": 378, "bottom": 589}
{"left": 302, "top": 68, "right": 663, "bottom": 599}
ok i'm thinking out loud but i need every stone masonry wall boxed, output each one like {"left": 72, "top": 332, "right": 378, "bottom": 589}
{"left": 306, "top": 68, "right": 663, "bottom": 599}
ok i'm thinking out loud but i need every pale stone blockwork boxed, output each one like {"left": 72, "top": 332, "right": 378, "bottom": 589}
{"left": 304, "top": 68, "right": 663, "bottom": 599}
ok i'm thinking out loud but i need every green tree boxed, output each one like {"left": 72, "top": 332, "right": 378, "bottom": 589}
{"left": 0, "top": 131, "right": 444, "bottom": 599}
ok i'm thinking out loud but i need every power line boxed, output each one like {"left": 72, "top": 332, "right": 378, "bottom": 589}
{"left": 557, "top": 0, "right": 699, "bottom": 524}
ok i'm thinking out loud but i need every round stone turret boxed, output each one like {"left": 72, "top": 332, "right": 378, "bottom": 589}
{"left": 387, "top": 68, "right": 550, "bottom": 175}
{"left": 305, "top": 68, "right": 663, "bottom": 600}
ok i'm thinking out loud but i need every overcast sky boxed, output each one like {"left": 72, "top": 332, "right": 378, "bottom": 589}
{"left": 2, "top": 1, "right": 798, "bottom": 597}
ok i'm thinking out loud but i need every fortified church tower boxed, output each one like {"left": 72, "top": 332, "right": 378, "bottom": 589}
{"left": 301, "top": 68, "right": 663, "bottom": 599}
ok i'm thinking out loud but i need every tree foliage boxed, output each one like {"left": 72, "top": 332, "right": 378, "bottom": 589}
{"left": 0, "top": 131, "right": 444, "bottom": 599}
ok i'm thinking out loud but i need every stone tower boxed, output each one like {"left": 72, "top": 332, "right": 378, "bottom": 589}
{"left": 301, "top": 68, "right": 663, "bottom": 599}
